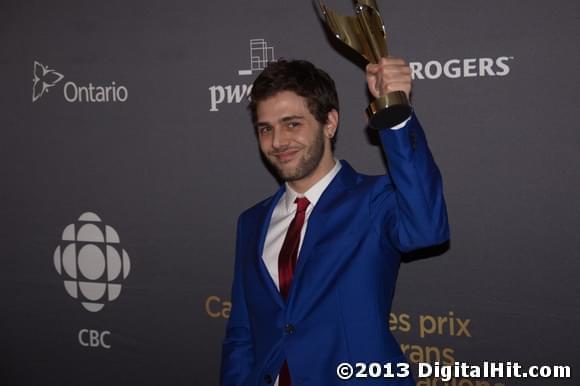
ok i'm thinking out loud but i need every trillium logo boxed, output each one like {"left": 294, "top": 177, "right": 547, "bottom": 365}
{"left": 54, "top": 212, "right": 131, "bottom": 312}
{"left": 32, "top": 61, "right": 64, "bottom": 102}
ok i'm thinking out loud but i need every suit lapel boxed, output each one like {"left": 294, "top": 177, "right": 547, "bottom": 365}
{"left": 255, "top": 185, "right": 286, "bottom": 308}
{"left": 287, "top": 160, "right": 359, "bottom": 305}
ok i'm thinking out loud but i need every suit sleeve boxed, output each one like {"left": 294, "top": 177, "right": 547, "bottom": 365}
{"left": 378, "top": 112, "right": 450, "bottom": 252}
{"left": 220, "top": 215, "right": 255, "bottom": 386}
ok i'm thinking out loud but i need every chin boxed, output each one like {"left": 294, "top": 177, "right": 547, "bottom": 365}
{"left": 277, "top": 168, "right": 300, "bottom": 181}
{"left": 271, "top": 160, "right": 298, "bottom": 177}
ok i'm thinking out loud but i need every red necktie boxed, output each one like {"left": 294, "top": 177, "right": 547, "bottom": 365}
{"left": 278, "top": 196, "right": 310, "bottom": 386}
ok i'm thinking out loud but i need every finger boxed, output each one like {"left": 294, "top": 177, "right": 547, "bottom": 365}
{"left": 382, "top": 73, "right": 412, "bottom": 86}
{"left": 379, "top": 57, "right": 407, "bottom": 66}
{"left": 370, "top": 79, "right": 386, "bottom": 99}
{"left": 366, "top": 63, "right": 380, "bottom": 74}
{"left": 380, "top": 70, "right": 412, "bottom": 82}
{"left": 381, "top": 81, "right": 412, "bottom": 97}
{"left": 379, "top": 68, "right": 411, "bottom": 80}
{"left": 366, "top": 74, "right": 379, "bottom": 97}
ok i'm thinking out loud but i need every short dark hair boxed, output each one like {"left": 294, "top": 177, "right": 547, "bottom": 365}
{"left": 249, "top": 59, "right": 340, "bottom": 146}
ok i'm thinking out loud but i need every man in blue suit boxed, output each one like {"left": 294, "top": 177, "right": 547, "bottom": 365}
{"left": 220, "top": 58, "right": 449, "bottom": 386}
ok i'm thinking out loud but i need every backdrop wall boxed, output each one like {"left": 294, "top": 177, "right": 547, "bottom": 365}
{"left": 1, "top": 1, "right": 578, "bottom": 385}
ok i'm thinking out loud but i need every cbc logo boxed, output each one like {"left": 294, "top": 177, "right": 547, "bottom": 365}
{"left": 54, "top": 212, "right": 130, "bottom": 312}
{"left": 79, "top": 329, "right": 111, "bottom": 349}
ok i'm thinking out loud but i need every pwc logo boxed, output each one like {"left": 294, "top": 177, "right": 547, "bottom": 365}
{"left": 208, "top": 38, "right": 276, "bottom": 112}
{"left": 32, "top": 60, "right": 128, "bottom": 103}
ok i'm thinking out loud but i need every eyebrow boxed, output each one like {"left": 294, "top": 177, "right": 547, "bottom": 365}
{"left": 256, "top": 115, "right": 305, "bottom": 127}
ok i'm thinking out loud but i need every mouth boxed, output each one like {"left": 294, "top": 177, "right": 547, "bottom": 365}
{"left": 272, "top": 149, "right": 301, "bottom": 163}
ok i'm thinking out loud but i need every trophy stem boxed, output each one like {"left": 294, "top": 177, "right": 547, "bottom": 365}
{"left": 367, "top": 91, "right": 412, "bottom": 129}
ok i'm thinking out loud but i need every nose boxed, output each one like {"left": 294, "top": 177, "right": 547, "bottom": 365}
{"left": 271, "top": 126, "right": 288, "bottom": 150}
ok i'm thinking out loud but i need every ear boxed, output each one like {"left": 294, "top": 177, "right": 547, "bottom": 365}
{"left": 324, "top": 109, "right": 339, "bottom": 139}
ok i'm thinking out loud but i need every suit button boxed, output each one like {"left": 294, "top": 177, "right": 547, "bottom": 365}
{"left": 264, "top": 374, "right": 273, "bottom": 384}
{"left": 284, "top": 324, "right": 295, "bottom": 334}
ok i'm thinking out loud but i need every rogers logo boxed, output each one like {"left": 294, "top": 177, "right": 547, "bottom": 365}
{"left": 410, "top": 56, "right": 513, "bottom": 80}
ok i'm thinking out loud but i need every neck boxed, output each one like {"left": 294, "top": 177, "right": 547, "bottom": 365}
{"left": 287, "top": 154, "right": 336, "bottom": 194}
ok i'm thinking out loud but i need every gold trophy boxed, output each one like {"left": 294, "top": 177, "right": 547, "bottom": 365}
{"left": 319, "top": 0, "right": 412, "bottom": 128}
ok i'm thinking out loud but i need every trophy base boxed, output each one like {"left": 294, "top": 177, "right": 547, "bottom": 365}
{"left": 367, "top": 91, "right": 412, "bottom": 129}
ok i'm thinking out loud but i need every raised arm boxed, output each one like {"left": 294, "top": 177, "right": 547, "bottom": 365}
{"left": 367, "top": 57, "right": 449, "bottom": 252}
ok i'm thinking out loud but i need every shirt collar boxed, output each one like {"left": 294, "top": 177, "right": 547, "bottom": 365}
{"left": 283, "top": 159, "right": 342, "bottom": 213}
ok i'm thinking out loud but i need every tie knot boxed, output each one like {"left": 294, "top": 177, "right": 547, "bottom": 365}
{"left": 294, "top": 197, "right": 310, "bottom": 213}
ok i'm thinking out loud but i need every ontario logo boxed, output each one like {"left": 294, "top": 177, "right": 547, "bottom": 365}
{"left": 53, "top": 212, "right": 131, "bottom": 312}
{"left": 208, "top": 38, "right": 276, "bottom": 112}
{"left": 32, "top": 60, "right": 128, "bottom": 103}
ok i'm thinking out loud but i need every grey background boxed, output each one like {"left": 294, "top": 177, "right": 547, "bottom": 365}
{"left": 0, "top": 1, "right": 578, "bottom": 385}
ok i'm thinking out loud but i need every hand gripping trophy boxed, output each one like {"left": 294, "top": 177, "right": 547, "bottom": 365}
{"left": 319, "top": 0, "right": 412, "bottom": 128}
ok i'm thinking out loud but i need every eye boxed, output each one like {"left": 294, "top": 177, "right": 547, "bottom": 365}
{"left": 287, "top": 121, "right": 300, "bottom": 129}
{"left": 257, "top": 126, "right": 271, "bottom": 135}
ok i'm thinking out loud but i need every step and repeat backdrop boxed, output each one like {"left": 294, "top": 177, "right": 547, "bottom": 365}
{"left": 1, "top": 1, "right": 578, "bottom": 385}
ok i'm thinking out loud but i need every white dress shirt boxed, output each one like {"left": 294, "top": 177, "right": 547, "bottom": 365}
{"left": 262, "top": 159, "right": 342, "bottom": 290}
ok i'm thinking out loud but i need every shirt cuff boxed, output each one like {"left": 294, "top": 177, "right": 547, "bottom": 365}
{"left": 389, "top": 116, "right": 412, "bottom": 131}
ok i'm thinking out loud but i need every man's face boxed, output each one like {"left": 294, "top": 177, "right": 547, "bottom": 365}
{"left": 255, "top": 91, "right": 331, "bottom": 183}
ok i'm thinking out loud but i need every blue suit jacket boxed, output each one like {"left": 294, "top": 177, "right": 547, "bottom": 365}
{"left": 221, "top": 113, "right": 449, "bottom": 386}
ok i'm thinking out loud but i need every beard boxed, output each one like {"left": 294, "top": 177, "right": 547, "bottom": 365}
{"left": 269, "top": 125, "right": 326, "bottom": 182}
